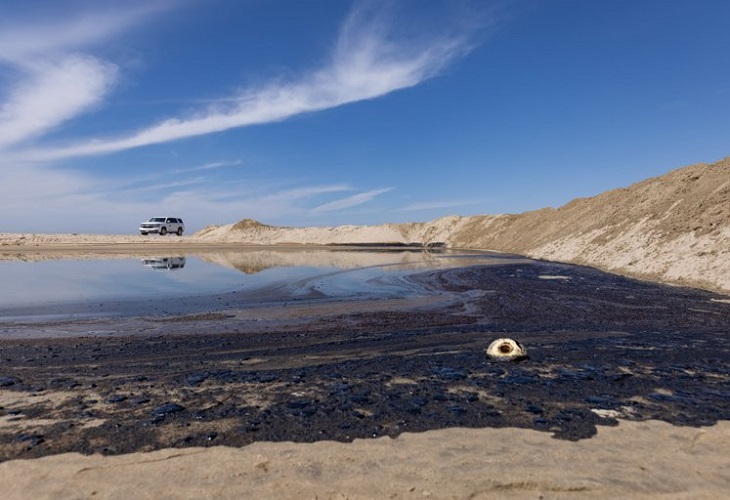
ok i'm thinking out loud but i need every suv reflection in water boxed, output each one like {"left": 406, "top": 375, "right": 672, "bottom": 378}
{"left": 141, "top": 257, "right": 186, "bottom": 271}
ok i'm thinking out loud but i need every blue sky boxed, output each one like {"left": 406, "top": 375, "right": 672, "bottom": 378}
{"left": 2, "top": 0, "right": 730, "bottom": 234}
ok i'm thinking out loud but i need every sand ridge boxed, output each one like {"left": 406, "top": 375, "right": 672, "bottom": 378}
{"left": 190, "top": 158, "right": 730, "bottom": 294}
{"left": 2, "top": 159, "right": 729, "bottom": 293}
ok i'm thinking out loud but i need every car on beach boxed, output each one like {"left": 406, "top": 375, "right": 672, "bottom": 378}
{"left": 139, "top": 217, "right": 185, "bottom": 236}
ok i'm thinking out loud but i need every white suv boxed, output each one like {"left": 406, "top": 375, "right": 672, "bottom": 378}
{"left": 139, "top": 217, "right": 185, "bottom": 236}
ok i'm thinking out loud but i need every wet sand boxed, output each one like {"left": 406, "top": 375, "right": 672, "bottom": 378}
{"left": 2, "top": 253, "right": 730, "bottom": 497}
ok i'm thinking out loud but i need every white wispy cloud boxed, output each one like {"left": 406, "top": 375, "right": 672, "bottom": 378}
{"left": 0, "top": 2, "right": 170, "bottom": 150}
{"left": 0, "top": 3, "right": 165, "bottom": 64}
{"left": 173, "top": 160, "right": 244, "bottom": 173}
{"left": 260, "top": 185, "right": 353, "bottom": 202}
{"left": 102, "top": 160, "right": 244, "bottom": 194}
{"left": 402, "top": 199, "right": 482, "bottom": 211}
{"left": 0, "top": 1, "right": 489, "bottom": 232}
{"left": 9, "top": 1, "right": 477, "bottom": 162}
{"left": 0, "top": 55, "right": 117, "bottom": 148}
{"left": 0, "top": 159, "right": 362, "bottom": 233}
{"left": 312, "top": 188, "right": 394, "bottom": 213}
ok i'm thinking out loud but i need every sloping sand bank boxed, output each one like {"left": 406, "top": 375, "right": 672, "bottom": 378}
{"left": 2, "top": 420, "right": 728, "bottom": 499}
{"left": 191, "top": 158, "right": 730, "bottom": 294}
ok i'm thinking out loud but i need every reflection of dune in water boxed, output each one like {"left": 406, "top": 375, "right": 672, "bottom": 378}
{"left": 0, "top": 249, "right": 436, "bottom": 268}
{"left": 195, "top": 248, "right": 528, "bottom": 275}
{"left": 196, "top": 248, "right": 441, "bottom": 274}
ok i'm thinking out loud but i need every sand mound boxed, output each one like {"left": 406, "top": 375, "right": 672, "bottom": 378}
{"left": 447, "top": 158, "right": 730, "bottom": 292}
{"left": 195, "top": 158, "right": 730, "bottom": 293}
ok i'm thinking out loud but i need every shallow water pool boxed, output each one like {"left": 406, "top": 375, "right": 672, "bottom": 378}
{"left": 0, "top": 248, "right": 528, "bottom": 320}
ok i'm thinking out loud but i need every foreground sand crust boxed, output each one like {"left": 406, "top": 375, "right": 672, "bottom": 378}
{"left": 1, "top": 420, "right": 728, "bottom": 499}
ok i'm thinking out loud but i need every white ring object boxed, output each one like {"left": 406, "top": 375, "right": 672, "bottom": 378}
{"left": 486, "top": 338, "right": 527, "bottom": 361}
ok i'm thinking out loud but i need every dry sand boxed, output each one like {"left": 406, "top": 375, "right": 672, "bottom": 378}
{"left": 1, "top": 420, "right": 728, "bottom": 499}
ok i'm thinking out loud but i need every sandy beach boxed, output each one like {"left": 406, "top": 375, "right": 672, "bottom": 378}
{"left": 2, "top": 420, "right": 729, "bottom": 499}
{"left": 2, "top": 0, "right": 730, "bottom": 493}
{"left": 1, "top": 238, "right": 730, "bottom": 498}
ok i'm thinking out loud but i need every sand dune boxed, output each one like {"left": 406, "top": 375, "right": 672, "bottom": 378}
{"left": 192, "top": 158, "right": 730, "bottom": 293}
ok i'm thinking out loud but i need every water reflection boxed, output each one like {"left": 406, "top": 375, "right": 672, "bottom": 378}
{"left": 141, "top": 257, "right": 186, "bottom": 271}
{"left": 0, "top": 248, "right": 530, "bottom": 318}
{"left": 197, "top": 247, "right": 448, "bottom": 275}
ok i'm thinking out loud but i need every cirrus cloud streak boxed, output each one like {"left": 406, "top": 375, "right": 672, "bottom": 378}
{"left": 12, "top": 2, "right": 477, "bottom": 162}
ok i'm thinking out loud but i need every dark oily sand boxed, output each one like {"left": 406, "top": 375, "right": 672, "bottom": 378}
{"left": 1, "top": 261, "right": 730, "bottom": 461}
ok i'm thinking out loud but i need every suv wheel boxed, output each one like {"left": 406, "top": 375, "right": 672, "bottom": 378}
{"left": 177, "top": 228, "right": 183, "bottom": 236}
{"left": 160, "top": 227, "right": 167, "bottom": 235}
